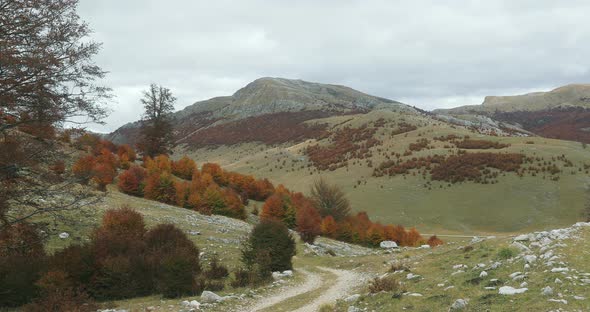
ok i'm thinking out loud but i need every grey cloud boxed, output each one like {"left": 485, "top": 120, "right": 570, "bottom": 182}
{"left": 78, "top": 0, "right": 590, "bottom": 132}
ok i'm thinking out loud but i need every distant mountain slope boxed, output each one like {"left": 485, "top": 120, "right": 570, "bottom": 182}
{"left": 108, "top": 77, "right": 413, "bottom": 145}
{"left": 436, "top": 84, "right": 590, "bottom": 114}
{"left": 434, "top": 84, "right": 590, "bottom": 143}
{"left": 177, "top": 77, "right": 410, "bottom": 119}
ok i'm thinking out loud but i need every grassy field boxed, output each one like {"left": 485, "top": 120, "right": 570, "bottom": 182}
{"left": 329, "top": 225, "right": 590, "bottom": 312}
{"left": 31, "top": 178, "right": 590, "bottom": 312}
{"left": 177, "top": 110, "right": 590, "bottom": 234}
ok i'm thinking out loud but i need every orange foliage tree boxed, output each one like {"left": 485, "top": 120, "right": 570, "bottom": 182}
{"left": 295, "top": 199, "right": 322, "bottom": 244}
{"left": 320, "top": 216, "right": 338, "bottom": 238}
{"left": 92, "top": 163, "right": 116, "bottom": 191}
{"left": 117, "top": 165, "right": 146, "bottom": 196}
{"left": 143, "top": 172, "right": 176, "bottom": 205}
{"left": 171, "top": 156, "right": 197, "bottom": 180}
{"left": 144, "top": 155, "right": 171, "bottom": 175}
{"left": 405, "top": 227, "right": 424, "bottom": 247}
{"left": 427, "top": 235, "right": 444, "bottom": 247}
{"left": 117, "top": 144, "right": 136, "bottom": 162}
{"left": 174, "top": 181, "right": 190, "bottom": 207}
{"left": 72, "top": 155, "right": 96, "bottom": 185}
{"left": 201, "top": 163, "right": 225, "bottom": 185}
{"left": 260, "top": 192, "right": 296, "bottom": 228}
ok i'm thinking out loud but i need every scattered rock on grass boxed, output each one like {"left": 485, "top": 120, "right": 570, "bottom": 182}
{"left": 498, "top": 286, "right": 528, "bottom": 295}
{"left": 450, "top": 299, "right": 468, "bottom": 310}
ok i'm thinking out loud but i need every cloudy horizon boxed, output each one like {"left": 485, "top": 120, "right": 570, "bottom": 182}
{"left": 78, "top": 0, "right": 590, "bottom": 133}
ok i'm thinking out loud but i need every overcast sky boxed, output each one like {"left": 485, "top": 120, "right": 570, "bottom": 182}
{"left": 78, "top": 0, "right": 590, "bottom": 132}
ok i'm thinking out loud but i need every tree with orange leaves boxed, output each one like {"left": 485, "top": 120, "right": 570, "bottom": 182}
{"left": 175, "top": 181, "right": 190, "bottom": 207}
{"left": 295, "top": 200, "right": 321, "bottom": 244}
{"left": 143, "top": 172, "right": 176, "bottom": 205}
{"left": 427, "top": 235, "right": 444, "bottom": 247}
{"left": 118, "top": 169, "right": 141, "bottom": 196}
{"left": 117, "top": 144, "right": 136, "bottom": 162}
{"left": 171, "top": 156, "right": 197, "bottom": 180}
{"left": 92, "top": 162, "right": 116, "bottom": 191}
{"left": 260, "top": 194, "right": 286, "bottom": 222}
{"left": 406, "top": 227, "right": 423, "bottom": 247}
{"left": 385, "top": 225, "right": 407, "bottom": 246}
{"left": 96, "top": 148, "right": 118, "bottom": 168}
{"left": 201, "top": 163, "right": 225, "bottom": 185}
{"left": 259, "top": 190, "right": 296, "bottom": 228}
{"left": 366, "top": 223, "right": 385, "bottom": 247}
{"left": 320, "top": 216, "right": 337, "bottom": 238}
{"left": 144, "top": 155, "right": 171, "bottom": 175}
{"left": 72, "top": 155, "right": 96, "bottom": 185}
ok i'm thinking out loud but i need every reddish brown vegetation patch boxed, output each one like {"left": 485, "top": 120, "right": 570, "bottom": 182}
{"left": 374, "top": 152, "right": 528, "bottom": 184}
{"left": 391, "top": 122, "right": 418, "bottom": 135}
{"left": 374, "top": 154, "right": 445, "bottom": 176}
{"left": 408, "top": 138, "right": 431, "bottom": 152}
{"left": 493, "top": 107, "right": 590, "bottom": 144}
{"left": 430, "top": 152, "right": 524, "bottom": 183}
{"left": 306, "top": 125, "right": 380, "bottom": 171}
{"left": 454, "top": 139, "right": 510, "bottom": 149}
{"left": 183, "top": 111, "right": 334, "bottom": 147}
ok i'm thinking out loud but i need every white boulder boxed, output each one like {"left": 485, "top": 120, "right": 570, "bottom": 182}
{"left": 550, "top": 267, "right": 569, "bottom": 273}
{"left": 450, "top": 299, "right": 468, "bottom": 310}
{"left": 499, "top": 286, "right": 528, "bottom": 295}
{"left": 379, "top": 240, "right": 398, "bottom": 249}
{"left": 59, "top": 232, "right": 70, "bottom": 239}
{"left": 345, "top": 294, "right": 361, "bottom": 302}
{"left": 542, "top": 286, "right": 553, "bottom": 296}
{"left": 523, "top": 255, "right": 537, "bottom": 264}
{"left": 200, "top": 291, "right": 222, "bottom": 303}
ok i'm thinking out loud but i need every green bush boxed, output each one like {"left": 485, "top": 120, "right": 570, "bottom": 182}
{"left": 204, "top": 255, "right": 229, "bottom": 280}
{"left": 497, "top": 247, "right": 517, "bottom": 259}
{"left": 230, "top": 268, "right": 252, "bottom": 288}
{"left": 241, "top": 220, "right": 296, "bottom": 273}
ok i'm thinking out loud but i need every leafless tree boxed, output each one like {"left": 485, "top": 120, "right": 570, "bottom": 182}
{"left": 310, "top": 177, "right": 351, "bottom": 221}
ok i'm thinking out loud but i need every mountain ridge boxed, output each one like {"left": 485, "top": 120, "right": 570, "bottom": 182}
{"left": 435, "top": 83, "right": 590, "bottom": 114}
{"left": 108, "top": 77, "right": 414, "bottom": 145}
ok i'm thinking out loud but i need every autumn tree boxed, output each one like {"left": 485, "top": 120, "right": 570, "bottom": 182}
{"left": 406, "top": 227, "right": 423, "bottom": 247}
{"left": 366, "top": 223, "right": 385, "bottom": 247}
{"left": 0, "top": 0, "right": 109, "bottom": 230}
{"left": 171, "top": 156, "right": 197, "bottom": 180}
{"left": 320, "top": 216, "right": 338, "bottom": 238}
{"left": 138, "top": 84, "right": 176, "bottom": 157}
{"left": 144, "top": 155, "right": 172, "bottom": 175}
{"left": 117, "top": 144, "right": 136, "bottom": 168}
{"left": 143, "top": 173, "right": 176, "bottom": 205}
{"left": 310, "top": 178, "right": 351, "bottom": 221}
{"left": 92, "top": 162, "right": 116, "bottom": 191}
{"left": 427, "top": 235, "right": 444, "bottom": 247}
{"left": 72, "top": 155, "right": 96, "bottom": 185}
{"left": 117, "top": 165, "right": 146, "bottom": 196}
{"left": 260, "top": 193, "right": 296, "bottom": 228}
{"left": 295, "top": 200, "right": 322, "bottom": 244}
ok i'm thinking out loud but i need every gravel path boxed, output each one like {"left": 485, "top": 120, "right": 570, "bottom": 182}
{"left": 249, "top": 269, "right": 321, "bottom": 312}
{"left": 248, "top": 267, "right": 362, "bottom": 312}
{"left": 291, "top": 267, "right": 361, "bottom": 312}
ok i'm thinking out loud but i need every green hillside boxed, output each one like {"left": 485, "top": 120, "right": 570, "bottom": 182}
{"left": 178, "top": 110, "right": 590, "bottom": 234}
